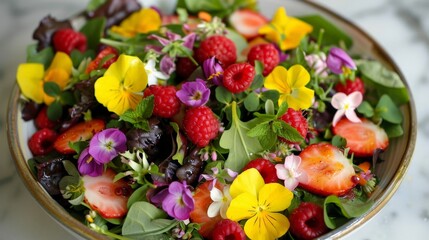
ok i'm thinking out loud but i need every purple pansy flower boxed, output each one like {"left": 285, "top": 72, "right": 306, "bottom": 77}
{"left": 77, "top": 148, "right": 104, "bottom": 177}
{"left": 326, "top": 47, "right": 356, "bottom": 74}
{"left": 203, "top": 57, "right": 223, "bottom": 86}
{"left": 176, "top": 79, "right": 210, "bottom": 107}
{"left": 160, "top": 181, "right": 194, "bottom": 220}
{"left": 89, "top": 128, "right": 127, "bottom": 164}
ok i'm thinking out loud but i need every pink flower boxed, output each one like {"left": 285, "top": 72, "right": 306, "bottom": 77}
{"left": 275, "top": 154, "right": 308, "bottom": 191}
{"left": 331, "top": 91, "right": 363, "bottom": 126}
{"left": 153, "top": 181, "right": 194, "bottom": 220}
{"left": 326, "top": 47, "right": 356, "bottom": 74}
{"left": 305, "top": 52, "right": 328, "bottom": 77}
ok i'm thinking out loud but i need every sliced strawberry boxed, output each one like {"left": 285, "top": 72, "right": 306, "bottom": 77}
{"left": 229, "top": 9, "right": 268, "bottom": 39}
{"left": 298, "top": 142, "right": 356, "bottom": 196}
{"left": 85, "top": 46, "right": 118, "bottom": 74}
{"left": 332, "top": 118, "right": 389, "bottom": 157}
{"left": 83, "top": 169, "right": 132, "bottom": 219}
{"left": 53, "top": 119, "right": 105, "bottom": 154}
{"left": 190, "top": 180, "right": 224, "bottom": 238}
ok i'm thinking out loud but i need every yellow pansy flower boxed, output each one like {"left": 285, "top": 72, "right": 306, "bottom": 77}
{"left": 259, "top": 7, "right": 312, "bottom": 51}
{"left": 264, "top": 65, "right": 314, "bottom": 110}
{"left": 94, "top": 54, "right": 148, "bottom": 115}
{"left": 226, "top": 168, "right": 293, "bottom": 240}
{"left": 17, "top": 52, "right": 72, "bottom": 105}
{"left": 111, "top": 8, "right": 162, "bottom": 38}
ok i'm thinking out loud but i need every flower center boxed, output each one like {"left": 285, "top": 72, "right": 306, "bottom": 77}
{"left": 192, "top": 91, "right": 202, "bottom": 101}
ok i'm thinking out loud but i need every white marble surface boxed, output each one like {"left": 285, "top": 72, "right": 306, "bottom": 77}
{"left": 0, "top": 0, "right": 427, "bottom": 239}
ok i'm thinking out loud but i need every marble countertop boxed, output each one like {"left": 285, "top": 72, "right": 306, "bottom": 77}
{"left": 0, "top": 0, "right": 427, "bottom": 239}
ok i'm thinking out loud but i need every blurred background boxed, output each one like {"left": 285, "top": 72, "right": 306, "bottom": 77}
{"left": 0, "top": 0, "right": 427, "bottom": 239}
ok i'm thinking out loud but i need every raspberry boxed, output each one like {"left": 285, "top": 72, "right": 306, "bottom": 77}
{"left": 176, "top": 57, "right": 198, "bottom": 79}
{"left": 289, "top": 202, "right": 328, "bottom": 240}
{"left": 279, "top": 108, "right": 308, "bottom": 143}
{"left": 35, "top": 107, "right": 58, "bottom": 129}
{"left": 85, "top": 46, "right": 118, "bottom": 73}
{"left": 212, "top": 219, "right": 246, "bottom": 240}
{"left": 247, "top": 43, "right": 280, "bottom": 76}
{"left": 223, "top": 63, "right": 255, "bottom": 93}
{"left": 242, "top": 158, "right": 278, "bottom": 183}
{"left": 52, "top": 28, "right": 87, "bottom": 54}
{"left": 334, "top": 77, "right": 365, "bottom": 95}
{"left": 183, "top": 106, "right": 219, "bottom": 147}
{"left": 144, "top": 85, "right": 181, "bottom": 118}
{"left": 195, "top": 35, "right": 237, "bottom": 68}
{"left": 28, "top": 128, "right": 58, "bottom": 156}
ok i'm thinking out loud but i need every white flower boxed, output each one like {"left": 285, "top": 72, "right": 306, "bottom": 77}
{"left": 145, "top": 59, "right": 169, "bottom": 85}
{"left": 305, "top": 52, "right": 328, "bottom": 77}
{"left": 275, "top": 154, "right": 308, "bottom": 191}
{"left": 331, "top": 91, "right": 363, "bottom": 126}
{"left": 207, "top": 185, "right": 231, "bottom": 218}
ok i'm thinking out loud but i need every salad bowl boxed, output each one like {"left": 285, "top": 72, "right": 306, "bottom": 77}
{"left": 7, "top": 0, "right": 417, "bottom": 239}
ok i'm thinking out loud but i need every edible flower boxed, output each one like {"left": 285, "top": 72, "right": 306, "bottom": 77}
{"left": 17, "top": 52, "right": 72, "bottom": 105}
{"left": 326, "top": 47, "right": 356, "bottom": 75}
{"left": 160, "top": 181, "right": 195, "bottom": 220}
{"left": 77, "top": 148, "right": 103, "bottom": 177}
{"left": 176, "top": 79, "right": 210, "bottom": 107}
{"left": 258, "top": 7, "right": 313, "bottom": 51}
{"left": 145, "top": 58, "right": 169, "bottom": 85}
{"left": 208, "top": 185, "right": 231, "bottom": 218}
{"left": 305, "top": 52, "right": 328, "bottom": 77}
{"left": 331, "top": 91, "right": 363, "bottom": 126}
{"left": 226, "top": 168, "right": 293, "bottom": 240}
{"left": 94, "top": 54, "right": 148, "bottom": 115}
{"left": 275, "top": 154, "right": 308, "bottom": 191}
{"left": 202, "top": 57, "right": 223, "bottom": 86}
{"left": 89, "top": 128, "right": 127, "bottom": 164}
{"left": 264, "top": 65, "right": 314, "bottom": 110}
{"left": 110, "top": 8, "right": 161, "bottom": 38}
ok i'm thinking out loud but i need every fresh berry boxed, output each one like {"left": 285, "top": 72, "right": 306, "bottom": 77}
{"left": 190, "top": 181, "right": 224, "bottom": 238}
{"left": 85, "top": 46, "right": 118, "bottom": 74}
{"left": 212, "top": 219, "right": 246, "bottom": 240}
{"left": 195, "top": 35, "right": 237, "bottom": 68}
{"left": 28, "top": 128, "right": 58, "bottom": 156}
{"left": 223, "top": 63, "right": 255, "bottom": 93}
{"left": 52, "top": 28, "right": 87, "bottom": 54}
{"left": 229, "top": 9, "right": 268, "bottom": 40}
{"left": 53, "top": 119, "right": 105, "bottom": 154}
{"left": 332, "top": 118, "right": 389, "bottom": 157}
{"left": 247, "top": 43, "right": 280, "bottom": 76}
{"left": 183, "top": 106, "right": 219, "bottom": 147}
{"left": 289, "top": 202, "right": 328, "bottom": 240}
{"left": 83, "top": 169, "right": 132, "bottom": 219}
{"left": 298, "top": 142, "right": 356, "bottom": 196}
{"left": 34, "top": 107, "right": 58, "bottom": 129}
{"left": 334, "top": 77, "right": 365, "bottom": 95}
{"left": 279, "top": 108, "right": 308, "bottom": 143}
{"left": 242, "top": 158, "right": 278, "bottom": 183}
{"left": 176, "top": 57, "right": 197, "bottom": 79}
{"left": 144, "top": 85, "right": 181, "bottom": 118}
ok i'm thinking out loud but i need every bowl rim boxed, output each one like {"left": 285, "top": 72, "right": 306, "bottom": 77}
{"left": 6, "top": 0, "right": 417, "bottom": 239}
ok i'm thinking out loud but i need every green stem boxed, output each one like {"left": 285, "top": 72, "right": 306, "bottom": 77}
{"left": 100, "top": 38, "right": 146, "bottom": 50}
{"left": 100, "top": 229, "right": 132, "bottom": 240}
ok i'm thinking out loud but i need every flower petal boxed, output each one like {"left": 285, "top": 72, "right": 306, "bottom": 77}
{"left": 332, "top": 109, "right": 345, "bottom": 127}
{"left": 275, "top": 164, "right": 287, "bottom": 180}
{"left": 331, "top": 92, "right": 347, "bottom": 109}
{"left": 244, "top": 212, "right": 290, "bottom": 240}
{"left": 345, "top": 110, "right": 361, "bottom": 123}
{"left": 48, "top": 52, "right": 72, "bottom": 75}
{"left": 16, "top": 63, "right": 45, "bottom": 103}
{"left": 226, "top": 192, "right": 257, "bottom": 221}
{"left": 258, "top": 183, "right": 293, "bottom": 212}
{"left": 207, "top": 201, "right": 222, "bottom": 218}
{"left": 286, "top": 87, "right": 314, "bottom": 110}
{"left": 287, "top": 65, "right": 310, "bottom": 88}
{"left": 229, "top": 168, "right": 264, "bottom": 198}
{"left": 264, "top": 66, "right": 290, "bottom": 94}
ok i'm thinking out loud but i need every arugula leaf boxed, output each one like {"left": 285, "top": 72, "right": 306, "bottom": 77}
{"left": 221, "top": 102, "right": 264, "bottom": 171}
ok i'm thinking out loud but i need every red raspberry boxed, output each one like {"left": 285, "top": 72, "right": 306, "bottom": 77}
{"left": 223, "top": 63, "right": 255, "bottom": 93}
{"left": 34, "top": 107, "right": 58, "bottom": 129}
{"left": 144, "top": 85, "right": 181, "bottom": 118}
{"left": 52, "top": 28, "right": 87, "bottom": 54}
{"left": 211, "top": 219, "right": 246, "bottom": 240}
{"left": 242, "top": 158, "right": 278, "bottom": 183}
{"left": 195, "top": 35, "right": 237, "bottom": 68}
{"left": 176, "top": 57, "right": 198, "bottom": 79}
{"left": 334, "top": 77, "right": 365, "bottom": 95}
{"left": 247, "top": 43, "right": 280, "bottom": 76}
{"left": 85, "top": 46, "right": 118, "bottom": 73}
{"left": 183, "top": 106, "right": 219, "bottom": 147}
{"left": 279, "top": 108, "right": 308, "bottom": 143}
{"left": 289, "top": 202, "right": 328, "bottom": 240}
{"left": 28, "top": 128, "right": 58, "bottom": 156}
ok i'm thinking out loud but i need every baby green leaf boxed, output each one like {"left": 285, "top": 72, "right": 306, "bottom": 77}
{"left": 47, "top": 101, "right": 62, "bottom": 121}
{"left": 324, "top": 195, "right": 373, "bottom": 229}
{"left": 44, "top": 81, "right": 61, "bottom": 97}
{"left": 357, "top": 101, "right": 374, "bottom": 118}
{"left": 26, "top": 44, "right": 54, "bottom": 68}
{"left": 244, "top": 92, "right": 260, "bottom": 112}
{"left": 382, "top": 122, "right": 404, "bottom": 138}
{"left": 215, "top": 86, "right": 233, "bottom": 104}
{"left": 376, "top": 94, "right": 403, "bottom": 124}
{"left": 80, "top": 17, "right": 106, "bottom": 51}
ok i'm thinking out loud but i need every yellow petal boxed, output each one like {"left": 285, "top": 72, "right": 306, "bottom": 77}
{"left": 226, "top": 192, "right": 257, "bottom": 221}
{"left": 264, "top": 66, "right": 290, "bottom": 94}
{"left": 258, "top": 183, "right": 293, "bottom": 212}
{"left": 44, "top": 68, "right": 70, "bottom": 90}
{"left": 48, "top": 52, "right": 72, "bottom": 76}
{"left": 229, "top": 168, "right": 264, "bottom": 198}
{"left": 110, "top": 8, "right": 161, "bottom": 37}
{"left": 271, "top": 7, "right": 288, "bottom": 26}
{"left": 244, "top": 212, "right": 290, "bottom": 240}
{"left": 287, "top": 87, "right": 314, "bottom": 110}
{"left": 123, "top": 57, "right": 148, "bottom": 92}
{"left": 286, "top": 65, "right": 310, "bottom": 88}
{"left": 16, "top": 63, "right": 45, "bottom": 103}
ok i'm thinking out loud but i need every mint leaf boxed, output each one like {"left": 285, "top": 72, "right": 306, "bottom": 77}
{"left": 120, "top": 96, "right": 154, "bottom": 131}
{"left": 258, "top": 130, "right": 277, "bottom": 150}
{"left": 273, "top": 120, "right": 304, "bottom": 143}
{"left": 247, "top": 121, "right": 270, "bottom": 138}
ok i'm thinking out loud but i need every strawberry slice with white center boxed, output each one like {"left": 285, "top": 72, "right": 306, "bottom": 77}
{"left": 298, "top": 142, "right": 356, "bottom": 196}
{"left": 332, "top": 118, "right": 389, "bottom": 157}
{"left": 83, "top": 169, "right": 132, "bottom": 219}
{"left": 229, "top": 9, "right": 268, "bottom": 39}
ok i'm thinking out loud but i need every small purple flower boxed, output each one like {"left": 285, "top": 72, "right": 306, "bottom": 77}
{"left": 89, "top": 128, "right": 127, "bottom": 164}
{"left": 326, "top": 47, "right": 356, "bottom": 74}
{"left": 160, "top": 55, "right": 176, "bottom": 75}
{"left": 203, "top": 57, "right": 223, "bottom": 85}
{"left": 176, "top": 79, "right": 210, "bottom": 107}
{"left": 161, "top": 181, "right": 194, "bottom": 220}
{"left": 77, "top": 148, "right": 104, "bottom": 177}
